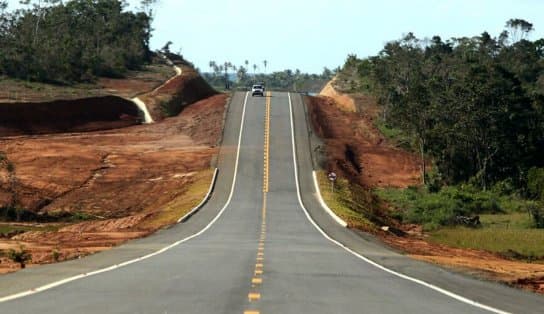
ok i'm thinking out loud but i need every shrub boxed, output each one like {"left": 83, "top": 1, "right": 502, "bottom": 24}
{"left": 527, "top": 202, "right": 544, "bottom": 228}
{"left": 7, "top": 245, "right": 32, "bottom": 269}
{"left": 527, "top": 167, "right": 544, "bottom": 200}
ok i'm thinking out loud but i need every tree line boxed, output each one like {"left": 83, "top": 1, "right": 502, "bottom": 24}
{"left": 342, "top": 19, "right": 544, "bottom": 195}
{"left": 203, "top": 59, "right": 335, "bottom": 91}
{"left": 0, "top": 0, "right": 156, "bottom": 83}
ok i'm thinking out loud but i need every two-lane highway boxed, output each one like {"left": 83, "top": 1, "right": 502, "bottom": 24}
{"left": 0, "top": 92, "right": 543, "bottom": 313}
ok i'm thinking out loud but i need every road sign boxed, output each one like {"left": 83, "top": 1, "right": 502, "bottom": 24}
{"left": 328, "top": 172, "right": 337, "bottom": 182}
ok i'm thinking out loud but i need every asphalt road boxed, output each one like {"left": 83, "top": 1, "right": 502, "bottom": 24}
{"left": 0, "top": 92, "right": 543, "bottom": 313}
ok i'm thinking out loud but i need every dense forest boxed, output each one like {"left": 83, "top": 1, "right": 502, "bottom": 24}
{"left": 0, "top": 0, "right": 156, "bottom": 83}
{"left": 336, "top": 19, "right": 544, "bottom": 230}
{"left": 203, "top": 60, "right": 335, "bottom": 92}
{"left": 342, "top": 19, "right": 544, "bottom": 197}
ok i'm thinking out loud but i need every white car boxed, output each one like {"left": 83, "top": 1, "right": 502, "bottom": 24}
{"left": 251, "top": 84, "right": 265, "bottom": 96}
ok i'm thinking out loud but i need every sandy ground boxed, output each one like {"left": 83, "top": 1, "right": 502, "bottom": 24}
{"left": 0, "top": 67, "right": 227, "bottom": 273}
{"left": 314, "top": 83, "right": 544, "bottom": 294}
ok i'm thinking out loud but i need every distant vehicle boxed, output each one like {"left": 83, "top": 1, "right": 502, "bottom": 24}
{"left": 251, "top": 84, "right": 265, "bottom": 96}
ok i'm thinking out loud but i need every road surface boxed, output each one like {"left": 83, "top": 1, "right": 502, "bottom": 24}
{"left": 0, "top": 92, "right": 543, "bottom": 313}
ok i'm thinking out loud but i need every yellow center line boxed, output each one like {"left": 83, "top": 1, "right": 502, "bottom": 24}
{"left": 263, "top": 91, "right": 271, "bottom": 193}
{"left": 248, "top": 293, "right": 261, "bottom": 301}
{"left": 244, "top": 92, "right": 271, "bottom": 314}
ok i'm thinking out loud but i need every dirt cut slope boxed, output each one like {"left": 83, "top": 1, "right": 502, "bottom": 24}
{"left": 306, "top": 95, "right": 421, "bottom": 188}
{"left": 0, "top": 96, "right": 140, "bottom": 136}
{"left": 140, "top": 66, "right": 218, "bottom": 122}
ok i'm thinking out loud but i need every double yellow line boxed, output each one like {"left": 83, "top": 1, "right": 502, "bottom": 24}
{"left": 245, "top": 91, "right": 271, "bottom": 314}
{"left": 263, "top": 91, "right": 271, "bottom": 193}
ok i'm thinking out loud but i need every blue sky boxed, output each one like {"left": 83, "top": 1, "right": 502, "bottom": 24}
{"left": 143, "top": 0, "right": 544, "bottom": 73}
{"left": 8, "top": 0, "right": 544, "bottom": 73}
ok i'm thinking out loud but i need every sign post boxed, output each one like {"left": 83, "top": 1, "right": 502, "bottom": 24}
{"left": 327, "top": 172, "right": 337, "bottom": 193}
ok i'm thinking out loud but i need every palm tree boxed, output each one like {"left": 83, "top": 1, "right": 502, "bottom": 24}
{"left": 263, "top": 60, "right": 268, "bottom": 74}
{"left": 253, "top": 64, "right": 257, "bottom": 75}
{"left": 245, "top": 60, "right": 249, "bottom": 69}
{"left": 209, "top": 61, "right": 216, "bottom": 75}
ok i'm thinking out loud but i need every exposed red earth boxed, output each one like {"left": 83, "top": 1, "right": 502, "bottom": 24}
{"left": 312, "top": 83, "right": 544, "bottom": 294}
{"left": 0, "top": 64, "right": 227, "bottom": 273}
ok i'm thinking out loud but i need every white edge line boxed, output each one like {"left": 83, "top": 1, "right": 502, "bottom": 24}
{"left": 0, "top": 92, "right": 250, "bottom": 304}
{"left": 287, "top": 92, "right": 510, "bottom": 314}
{"left": 311, "top": 171, "right": 347, "bottom": 227}
{"left": 177, "top": 168, "right": 219, "bottom": 223}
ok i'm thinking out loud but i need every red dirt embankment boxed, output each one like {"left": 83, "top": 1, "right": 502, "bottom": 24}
{"left": 306, "top": 95, "right": 420, "bottom": 188}
{"left": 0, "top": 96, "right": 140, "bottom": 136}
{"left": 310, "top": 83, "right": 544, "bottom": 294}
{"left": 139, "top": 66, "right": 217, "bottom": 122}
{"left": 0, "top": 61, "right": 227, "bottom": 273}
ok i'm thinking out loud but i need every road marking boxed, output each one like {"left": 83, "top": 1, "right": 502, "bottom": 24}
{"left": 287, "top": 92, "right": 510, "bottom": 314}
{"left": 248, "top": 293, "right": 261, "bottom": 301}
{"left": 0, "top": 92, "right": 252, "bottom": 304}
{"left": 263, "top": 91, "right": 271, "bottom": 192}
{"left": 244, "top": 92, "right": 270, "bottom": 314}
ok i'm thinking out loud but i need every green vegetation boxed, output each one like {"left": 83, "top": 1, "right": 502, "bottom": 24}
{"left": 316, "top": 171, "right": 386, "bottom": 230}
{"left": 0, "top": 0, "right": 158, "bottom": 83}
{"left": 1, "top": 205, "right": 95, "bottom": 223}
{"left": 51, "top": 249, "right": 61, "bottom": 262}
{"left": 335, "top": 18, "right": 544, "bottom": 259}
{"left": 429, "top": 214, "right": 544, "bottom": 260}
{"left": 203, "top": 60, "right": 335, "bottom": 92}
{"left": 377, "top": 185, "right": 537, "bottom": 231}
{"left": 7, "top": 245, "right": 32, "bottom": 268}
{"left": 0, "top": 223, "right": 59, "bottom": 234}
{"left": 339, "top": 19, "right": 544, "bottom": 192}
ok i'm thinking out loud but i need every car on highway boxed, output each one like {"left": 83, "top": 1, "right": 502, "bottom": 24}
{"left": 251, "top": 84, "right": 265, "bottom": 96}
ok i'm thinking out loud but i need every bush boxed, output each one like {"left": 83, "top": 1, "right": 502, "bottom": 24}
{"left": 377, "top": 184, "right": 516, "bottom": 230}
{"left": 7, "top": 245, "right": 31, "bottom": 269}
{"left": 527, "top": 167, "right": 544, "bottom": 200}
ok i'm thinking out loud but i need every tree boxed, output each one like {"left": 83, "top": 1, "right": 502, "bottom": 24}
{"left": 263, "top": 60, "right": 267, "bottom": 74}
{"left": 506, "top": 18, "right": 534, "bottom": 43}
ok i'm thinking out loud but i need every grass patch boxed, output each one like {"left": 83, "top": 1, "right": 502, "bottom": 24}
{"left": 429, "top": 224, "right": 544, "bottom": 260}
{"left": 376, "top": 185, "right": 535, "bottom": 231}
{"left": 316, "top": 171, "right": 382, "bottom": 230}
{"left": 137, "top": 169, "right": 215, "bottom": 230}
{"left": 375, "top": 119, "right": 412, "bottom": 150}
{"left": 378, "top": 185, "right": 544, "bottom": 260}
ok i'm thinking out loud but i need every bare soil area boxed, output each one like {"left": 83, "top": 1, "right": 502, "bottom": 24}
{"left": 312, "top": 84, "right": 544, "bottom": 294}
{"left": 0, "top": 65, "right": 227, "bottom": 273}
{"left": 307, "top": 95, "right": 420, "bottom": 188}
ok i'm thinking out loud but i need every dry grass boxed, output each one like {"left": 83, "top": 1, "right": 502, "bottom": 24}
{"left": 136, "top": 169, "right": 215, "bottom": 230}
{"left": 316, "top": 171, "right": 375, "bottom": 230}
